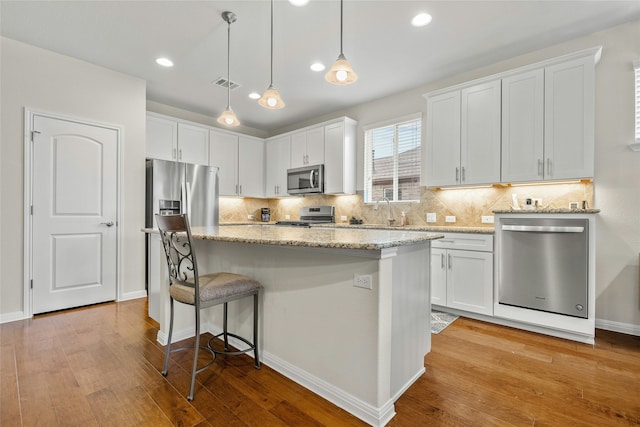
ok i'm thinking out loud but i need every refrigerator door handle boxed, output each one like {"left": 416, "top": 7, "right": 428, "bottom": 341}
{"left": 184, "top": 182, "right": 192, "bottom": 218}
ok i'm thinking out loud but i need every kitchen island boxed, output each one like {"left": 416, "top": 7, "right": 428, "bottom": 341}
{"left": 146, "top": 225, "right": 443, "bottom": 427}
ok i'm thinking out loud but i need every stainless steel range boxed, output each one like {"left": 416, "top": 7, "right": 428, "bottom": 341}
{"left": 276, "top": 206, "right": 335, "bottom": 227}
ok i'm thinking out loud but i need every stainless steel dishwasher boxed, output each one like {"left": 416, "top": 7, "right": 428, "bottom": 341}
{"left": 498, "top": 217, "right": 589, "bottom": 318}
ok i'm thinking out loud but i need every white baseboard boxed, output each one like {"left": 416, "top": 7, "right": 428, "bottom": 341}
{"left": 262, "top": 350, "right": 395, "bottom": 427}
{"left": 118, "top": 290, "right": 147, "bottom": 302}
{"left": 0, "top": 311, "right": 28, "bottom": 324}
{"left": 596, "top": 318, "right": 640, "bottom": 336}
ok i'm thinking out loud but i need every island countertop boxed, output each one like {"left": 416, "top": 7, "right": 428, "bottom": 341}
{"left": 144, "top": 224, "right": 444, "bottom": 251}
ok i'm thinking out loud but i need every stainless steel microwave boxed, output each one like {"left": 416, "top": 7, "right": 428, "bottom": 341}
{"left": 287, "top": 164, "right": 324, "bottom": 195}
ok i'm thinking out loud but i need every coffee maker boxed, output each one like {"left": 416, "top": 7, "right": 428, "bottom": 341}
{"left": 261, "top": 208, "right": 270, "bottom": 222}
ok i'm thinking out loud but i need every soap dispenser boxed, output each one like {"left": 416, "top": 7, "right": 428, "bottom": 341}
{"left": 400, "top": 211, "right": 407, "bottom": 226}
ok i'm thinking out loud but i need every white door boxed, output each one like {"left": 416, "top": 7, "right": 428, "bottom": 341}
{"left": 32, "top": 115, "right": 118, "bottom": 314}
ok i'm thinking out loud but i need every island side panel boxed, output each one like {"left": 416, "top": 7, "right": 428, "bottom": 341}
{"left": 195, "top": 240, "right": 385, "bottom": 407}
{"left": 390, "top": 244, "right": 431, "bottom": 399}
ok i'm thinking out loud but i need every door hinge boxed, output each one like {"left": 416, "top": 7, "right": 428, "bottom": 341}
{"left": 31, "top": 130, "right": 41, "bottom": 141}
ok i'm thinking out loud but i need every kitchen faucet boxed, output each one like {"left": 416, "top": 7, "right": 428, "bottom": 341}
{"left": 383, "top": 197, "right": 395, "bottom": 226}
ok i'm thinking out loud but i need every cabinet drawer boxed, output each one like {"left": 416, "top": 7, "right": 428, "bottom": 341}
{"left": 431, "top": 233, "right": 493, "bottom": 252}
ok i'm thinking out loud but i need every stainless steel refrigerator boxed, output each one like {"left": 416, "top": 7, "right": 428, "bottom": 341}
{"left": 145, "top": 159, "right": 219, "bottom": 228}
{"left": 145, "top": 159, "right": 219, "bottom": 320}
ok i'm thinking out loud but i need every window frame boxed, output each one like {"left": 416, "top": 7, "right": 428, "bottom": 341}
{"left": 363, "top": 113, "right": 422, "bottom": 204}
{"left": 634, "top": 59, "right": 640, "bottom": 144}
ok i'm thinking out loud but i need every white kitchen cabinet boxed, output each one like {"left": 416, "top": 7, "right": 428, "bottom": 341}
{"left": 290, "top": 126, "right": 324, "bottom": 168}
{"left": 323, "top": 118, "right": 357, "bottom": 194}
{"left": 425, "top": 91, "right": 460, "bottom": 187}
{"left": 501, "top": 68, "right": 545, "bottom": 182}
{"left": 430, "top": 233, "right": 494, "bottom": 316}
{"left": 460, "top": 80, "right": 501, "bottom": 185}
{"left": 265, "top": 135, "right": 290, "bottom": 197}
{"left": 209, "top": 129, "right": 238, "bottom": 196}
{"left": 544, "top": 55, "right": 595, "bottom": 180}
{"left": 502, "top": 55, "right": 595, "bottom": 183}
{"left": 145, "top": 113, "right": 209, "bottom": 164}
{"left": 146, "top": 113, "right": 177, "bottom": 161}
{"left": 210, "top": 129, "right": 264, "bottom": 197}
{"left": 425, "top": 80, "right": 501, "bottom": 187}
{"left": 176, "top": 122, "right": 209, "bottom": 164}
{"left": 238, "top": 136, "right": 265, "bottom": 198}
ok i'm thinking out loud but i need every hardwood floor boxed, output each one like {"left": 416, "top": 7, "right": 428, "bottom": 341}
{"left": 1, "top": 298, "right": 638, "bottom": 426}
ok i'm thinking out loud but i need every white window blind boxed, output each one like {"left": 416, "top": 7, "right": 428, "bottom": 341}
{"left": 364, "top": 116, "right": 421, "bottom": 203}
{"left": 634, "top": 59, "right": 640, "bottom": 143}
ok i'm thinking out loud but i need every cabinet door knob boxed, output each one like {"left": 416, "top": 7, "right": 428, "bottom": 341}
{"left": 455, "top": 167, "right": 460, "bottom": 183}
{"left": 441, "top": 253, "right": 445, "bottom": 269}
{"left": 448, "top": 254, "right": 452, "bottom": 269}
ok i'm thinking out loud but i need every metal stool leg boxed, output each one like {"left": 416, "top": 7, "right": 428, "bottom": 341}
{"left": 188, "top": 306, "right": 202, "bottom": 401}
{"left": 223, "top": 302, "right": 230, "bottom": 352}
{"left": 253, "top": 292, "right": 261, "bottom": 369}
{"left": 162, "top": 297, "right": 175, "bottom": 376}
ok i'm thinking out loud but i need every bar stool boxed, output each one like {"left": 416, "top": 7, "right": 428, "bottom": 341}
{"left": 155, "top": 214, "right": 262, "bottom": 401}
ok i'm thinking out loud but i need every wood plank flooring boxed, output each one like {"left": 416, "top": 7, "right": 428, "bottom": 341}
{"left": 1, "top": 298, "right": 638, "bottom": 426}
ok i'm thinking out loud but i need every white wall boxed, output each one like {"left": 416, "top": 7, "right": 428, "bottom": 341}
{"left": 274, "top": 20, "right": 640, "bottom": 331}
{"left": 0, "top": 37, "right": 147, "bottom": 319}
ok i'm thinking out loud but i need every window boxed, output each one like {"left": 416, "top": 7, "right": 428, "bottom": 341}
{"left": 364, "top": 115, "right": 421, "bottom": 203}
{"left": 634, "top": 59, "right": 640, "bottom": 143}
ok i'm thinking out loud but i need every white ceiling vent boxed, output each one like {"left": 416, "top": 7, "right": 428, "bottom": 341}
{"left": 213, "top": 77, "right": 240, "bottom": 90}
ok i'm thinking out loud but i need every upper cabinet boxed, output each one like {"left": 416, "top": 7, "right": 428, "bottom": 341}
{"left": 543, "top": 56, "right": 595, "bottom": 181}
{"left": 291, "top": 126, "right": 324, "bottom": 168}
{"left": 209, "top": 129, "right": 238, "bottom": 196}
{"left": 501, "top": 69, "right": 545, "bottom": 182}
{"left": 210, "top": 129, "right": 264, "bottom": 198}
{"left": 426, "top": 46, "right": 600, "bottom": 187}
{"left": 146, "top": 113, "right": 209, "bottom": 164}
{"left": 324, "top": 118, "right": 357, "bottom": 194}
{"left": 265, "top": 135, "right": 291, "bottom": 197}
{"left": 502, "top": 55, "right": 595, "bottom": 183}
{"left": 425, "top": 80, "right": 501, "bottom": 187}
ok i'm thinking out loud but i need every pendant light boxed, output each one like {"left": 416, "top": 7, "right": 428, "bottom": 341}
{"left": 217, "top": 11, "right": 240, "bottom": 127}
{"left": 325, "top": 0, "right": 358, "bottom": 85}
{"left": 259, "top": 0, "right": 285, "bottom": 109}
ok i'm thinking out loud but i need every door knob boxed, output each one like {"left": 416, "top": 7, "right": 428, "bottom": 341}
{"left": 100, "top": 221, "right": 114, "bottom": 227}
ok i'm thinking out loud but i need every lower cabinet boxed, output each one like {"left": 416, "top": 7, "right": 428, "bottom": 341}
{"left": 431, "top": 233, "right": 494, "bottom": 316}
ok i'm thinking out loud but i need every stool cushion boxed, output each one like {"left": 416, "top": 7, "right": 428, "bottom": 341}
{"left": 170, "top": 272, "right": 262, "bottom": 305}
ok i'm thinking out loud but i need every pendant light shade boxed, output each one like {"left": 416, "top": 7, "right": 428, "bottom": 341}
{"left": 217, "top": 11, "right": 240, "bottom": 126}
{"left": 259, "top": 0, "right": 285, "bottom": 109}
{"left": 325, "top": 0, "right": 357, "bottom": 85}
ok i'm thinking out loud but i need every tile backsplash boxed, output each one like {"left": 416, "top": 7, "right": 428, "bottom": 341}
{"left": 220, "top": 182, "right": 594, "bottom": 227}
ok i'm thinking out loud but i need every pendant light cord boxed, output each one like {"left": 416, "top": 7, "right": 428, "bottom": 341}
{"left": 340, "top": 0, "right": 343, "bottom": 55}
{"left": 270, "top": 0, "right": 274, "bottom": 85}
{"left": 226, "top": 18, "right": 231, "bottom": 108}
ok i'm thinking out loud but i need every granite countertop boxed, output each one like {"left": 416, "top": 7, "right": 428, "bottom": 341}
{"left": 144, "top": 224, "right": 444, "bottom": 251}
{"left": 493, "top": 208, "right": 600, "bottom": 214}
{"left": 312, "top": 223, "right": 495, "bottom": 234}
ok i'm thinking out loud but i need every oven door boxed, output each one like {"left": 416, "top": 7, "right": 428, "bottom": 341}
{"left": 287, "top": 165, "right": 324, "bottom": 195}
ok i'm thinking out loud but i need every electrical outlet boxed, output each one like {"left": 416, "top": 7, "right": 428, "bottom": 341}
{"left": 247, "top": 214, "right": 255, "bottom": 220}
{"left": 354, "top": 274, "right": 372, "bottom": 290}
{"left": 481, "top": 215, "right": 494, "bottom": 224}
{"left": 534, "top": 198, "right": 542, "bottom": 207}
{"left": 426, "top": 212, "right": 437, "bottom": 223}
{"left": 285, "top": 214, "right": 291, "bottom": 220}
{"left": 340, "top": 215, "right": 347, "bottom": 222}
{"left": 445, "top": 216, "right": 456, "bottom": 223}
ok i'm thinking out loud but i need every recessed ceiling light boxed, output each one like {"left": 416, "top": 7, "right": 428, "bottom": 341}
{"left": 248, "top": 92, "right": 261, "bottom": 100}
{"left": 289, "top": 0, "right": 309, "bottom": 6}
{"left": 155, "top": 57, "right": 174, "bottom": 67}
{"left": 411, "top": 13, "right": 432, "bottom": 27}
{"left": 310, "top": 62, "right": 326, "bottom": 72}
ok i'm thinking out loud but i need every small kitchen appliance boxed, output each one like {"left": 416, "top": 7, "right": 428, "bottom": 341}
{"left": 261, "top": 208, "right": 271, "bottom": 222}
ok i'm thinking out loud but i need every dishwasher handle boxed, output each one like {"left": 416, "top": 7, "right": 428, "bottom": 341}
{"left": 501, "top": 224, "right": 584, "bottom": 233}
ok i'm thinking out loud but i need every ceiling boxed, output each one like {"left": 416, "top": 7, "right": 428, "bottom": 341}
{"left": 2, "top": 1, "right": 639, "bottom": 133}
